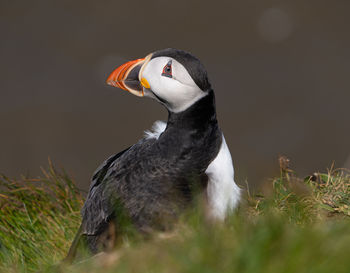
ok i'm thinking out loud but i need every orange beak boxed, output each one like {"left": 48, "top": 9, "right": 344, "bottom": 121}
{"left": 106, "top": 54, "right": 152, "bottom": 97}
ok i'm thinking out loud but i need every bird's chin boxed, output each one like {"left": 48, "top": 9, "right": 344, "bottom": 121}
{"left": 121, "top": 80, "right": 144, "bottom": 97}
{"left": 107, "top": 80, "right": 144, "bottom": 97}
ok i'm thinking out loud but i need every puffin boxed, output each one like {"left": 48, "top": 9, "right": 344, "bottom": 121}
{"left": 65, "top": 48, "right": 240, "bottom": 261}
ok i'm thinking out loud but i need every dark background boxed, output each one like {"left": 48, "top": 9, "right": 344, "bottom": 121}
{"left": 1, "top": 0, "right": 349, "bottom": 189}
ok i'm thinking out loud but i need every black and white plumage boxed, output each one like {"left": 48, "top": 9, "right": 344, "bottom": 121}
{"left": 66, "top": 48, "right": 240, "bottom": 260}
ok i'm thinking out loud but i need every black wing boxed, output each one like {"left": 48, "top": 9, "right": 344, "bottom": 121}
{"left": 89, "top": 146, "right": 131, "bottom": 191}
{"left": 81, "top": 146, "right": 132, "bottom": 235}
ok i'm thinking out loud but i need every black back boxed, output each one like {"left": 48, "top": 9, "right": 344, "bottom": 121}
{"left": 81, "top": 91, "right": 222, "bottom": 236}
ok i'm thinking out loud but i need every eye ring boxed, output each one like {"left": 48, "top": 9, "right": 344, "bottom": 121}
{"left": 161, "top": 60, "right": 172, "bottom": 78}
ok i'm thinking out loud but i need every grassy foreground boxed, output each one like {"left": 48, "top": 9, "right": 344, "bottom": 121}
{"left": 1, "top": 160, "right": 350, "bottom": 273}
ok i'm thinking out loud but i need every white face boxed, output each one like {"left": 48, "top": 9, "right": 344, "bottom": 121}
{"left": 141, "top": 56, "right": 207, "bottom": 113}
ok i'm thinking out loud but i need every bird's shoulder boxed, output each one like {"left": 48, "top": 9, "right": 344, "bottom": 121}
{"left": 88, "top": 137, "right": 158, "bottom": 192}
{"left": 89, "top": 146, "right": 131, "bottom": 191}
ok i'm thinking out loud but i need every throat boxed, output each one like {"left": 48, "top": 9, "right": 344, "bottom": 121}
{"left": 159, "top": 89, "right": 222, "bottom": 173}
{"left": 166, "top": 90, "right": 218, "bottom": 131}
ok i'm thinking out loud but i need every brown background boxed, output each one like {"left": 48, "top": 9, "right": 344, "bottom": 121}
{"left": 1, "top": 0, "right": 349, "bottom": 189}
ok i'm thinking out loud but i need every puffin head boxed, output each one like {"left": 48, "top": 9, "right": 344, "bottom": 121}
{"left": 106, "top": 48, "right": 211, "bottom": 113}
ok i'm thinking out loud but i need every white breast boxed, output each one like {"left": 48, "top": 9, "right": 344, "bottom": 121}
{"left": 205, "top": 135, "right": 240, "bottom": 220}
{"left": 144, "top": 121, "right": 240, "bottom": 220}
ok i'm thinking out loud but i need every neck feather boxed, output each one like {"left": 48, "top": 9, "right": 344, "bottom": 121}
{"left": 167, "top": 90, "right": 217, "bottom": 131}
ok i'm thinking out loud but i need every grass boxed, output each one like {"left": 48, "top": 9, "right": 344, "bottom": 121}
{"left": 1, "top": 159, "right": 350, "bottom": 273}
{"left": 0, "top": 162, "right": 83, "bottom": 272}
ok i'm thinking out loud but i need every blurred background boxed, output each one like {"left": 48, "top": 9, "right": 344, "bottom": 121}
{"left": 1, "top": 0, "right": 349, "bottom": 189}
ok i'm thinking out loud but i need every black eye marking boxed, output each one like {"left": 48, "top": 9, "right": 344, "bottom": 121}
{"left": 161, "top": 60, "right": 172, "bottom": 78}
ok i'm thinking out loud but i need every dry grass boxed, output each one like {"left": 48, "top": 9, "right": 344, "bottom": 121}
{"left": 1, "top": 159, "right": 350, "bottom": 273}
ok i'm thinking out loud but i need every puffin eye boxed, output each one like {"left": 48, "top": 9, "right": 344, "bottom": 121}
{"left": 161, "top": 60, "right": 172, "bottom": 78}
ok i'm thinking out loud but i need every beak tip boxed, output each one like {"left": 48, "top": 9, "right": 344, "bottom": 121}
{"left": 106, "top": 79, "right": 117, "bottom": 87}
